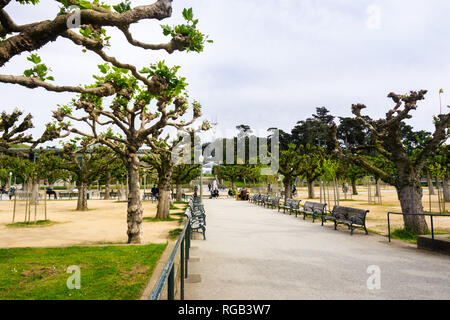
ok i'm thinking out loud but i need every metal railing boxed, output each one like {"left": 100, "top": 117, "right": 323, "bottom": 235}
{"left": 387, "top": 212, "right": 450, "bottom": 242}
{"left": 149, "top": 221, "right": 192, "bottom": 300}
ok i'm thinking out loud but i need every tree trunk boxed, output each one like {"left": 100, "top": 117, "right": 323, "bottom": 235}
{"left": 104, "top": 171, "right": 111, "bottom": 200}
{"left": 427, "top": 170, "right": 435, "bottom": 195}
{"left": 443, "top": 178, "right": 450, "bottom": 203}
{"left": 284, "top": 177, "right": 292, "bottom": 203}
{"left": 30, "top": 181, "right": 39, "bottom": 205}
{"left": 156, "top": 161, "right": 173, "bottom": 220}
{"left": 351, "top": 178, "right": 358, "bottom": 195}
{"left": 307, "top": 180, "right": 315, "bottom": 199}
{"left": 76, "top": 182, "right": 88, "bottom": 211}
{"left": 375, "top": 178, "right": 380, "bottom": 197}
{"left": 176, "top": 180, "right": 183, "bottom": 202}
{"left": 397, "top": 183, "right": 428, "bottom": 234}
{"left": 231, "top": 179, "right": 235, "bottom": 191}
{"left": 127, "top": 154, "right": 143, "bottom": 244}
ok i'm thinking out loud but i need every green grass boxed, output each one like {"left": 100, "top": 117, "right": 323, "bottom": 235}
{"left": 173, "top": 201, "right": 188, "bottom": 205}
{"left": 143, "top": 216, "right": 178, "bottom": 222}
{"left": 390, "top": 229, "right": 418, "bottom": 243}
{"left": 6, "top": 220, "right": 56, "bottom": 228}
{"left": 390, "top": 228, "right": 450, "bottom": 244}
{"left": 168, "top": 228, "right": 183, "bottom": 240}
{"left": 0, "top": 244, "right": 166, "bottom": 300}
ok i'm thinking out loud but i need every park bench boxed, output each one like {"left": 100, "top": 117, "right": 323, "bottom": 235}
{"left": 185, "top": 197, "right": 206, "bottom": 240}
{"left": 297, "top": 201, "right": 327, "bottom": 223}
{"left": 323, "top": 206, "right": 369, "bottom": 235}
{"left": 258, "top": 195, "right": 269, "bottom": 206}
{"left": 143, "top": 193, "right": 157, "bottom": 202}
{"left": 58, "top": 192, "right": 78, "bottom": 199}
{"left": 100, "top": 191, "right": 119, "bottom": 199}
{"left": 268, "top": 196, "right": 281, "bottom": 210}
{"left": 250, "top": 194, "right": 259, "bottom": 203}
{"left": 278, "top": 199, "right": 301, "bottom": 215}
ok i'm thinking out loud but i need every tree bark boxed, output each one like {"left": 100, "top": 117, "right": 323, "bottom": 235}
{"left": 284, "top": 177, "right": 292, "bottom": 203}
{"left": 443, "top": 178, "right": 450, "bottom": 203}
{"left": 351, "top": 178, "right": 358, "bottom": 195}
{"left": 76, "top": 182, "right": 88, "bottom": 211}
{"left": 104, "top": 171, "right": 111, "bottom": 200}
{"left": 397, "top": 182, "right": 428, "bottom": 234}
{"left": 426, "top": 170, "right": 435, "bottom": 195}
{"left": 156, "top": 160, "right": 173, "bottom": 220}
{"left": 176, "top": 180, "right": 183, "bottom": 202}
{"left": 307, "top": 180, "right": 315, "bottom": 199}
{"left": 30, "top": 181, "right": 39, "bottom": 205}
{"left": 127, "top": 154, "right": 143, "bottom": 244}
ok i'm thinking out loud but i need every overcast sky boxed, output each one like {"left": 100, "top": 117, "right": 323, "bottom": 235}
{"left": 1, "top": 0, "right": 450, "bottom": 142}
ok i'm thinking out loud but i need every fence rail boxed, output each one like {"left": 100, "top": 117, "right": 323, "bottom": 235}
{"left": 387, "top": 212, "right": 450, "bottom": 242}
{"left": 149, "top": 220, "right": 191, "bottom": 300}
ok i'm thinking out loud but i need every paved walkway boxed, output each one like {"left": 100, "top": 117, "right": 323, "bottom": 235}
{"left": 185, "top": 199, "right": 450, "bottom": 300}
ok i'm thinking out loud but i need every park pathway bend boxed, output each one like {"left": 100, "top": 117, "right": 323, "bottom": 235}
{"left": 184, "top": 198, "right": 450, "bottom": 300}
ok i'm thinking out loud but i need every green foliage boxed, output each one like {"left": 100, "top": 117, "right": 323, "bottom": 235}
{"left": 17, "top": 0, "right": 40, "bottom": 4}
{"left": 113, "top": 1, "right": 131, "bottom": 13}
{"left": 23, "top": 54, "right": 54, "bottom": 81}
{"left": 160, "top": 8, "right": 212, "bottom": 53}
{"left": 140, "top": 61, "right": 187, "bottom": 97}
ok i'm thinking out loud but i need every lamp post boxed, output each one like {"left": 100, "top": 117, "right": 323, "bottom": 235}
{"left": 9, "top": 172, "right": 12, "bottom": 187}
{"left": 199, "top": 155, "right": 204, "bottom": 203}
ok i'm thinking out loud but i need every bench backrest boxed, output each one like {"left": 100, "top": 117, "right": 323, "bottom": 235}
{"left": 331, "top": 206, "right": 368, "bottom": 224}
{"left": 284, "top": 199, "right": 301, "bottom": 208}
{"left": 271, "top": 197, "right": 281, "bottom": 205}
{"left": 303, "top": 201, "right": 326, "bottom": 213}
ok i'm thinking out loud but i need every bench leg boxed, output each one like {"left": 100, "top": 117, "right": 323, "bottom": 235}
{"left": 334, "top": 221, "right": 337, "bottom": 230}
{"left": 350, "top": 224, "right": 354, "bottom": 236}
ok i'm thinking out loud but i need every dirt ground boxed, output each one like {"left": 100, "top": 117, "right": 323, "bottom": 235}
{"left": 0, "top": 196, "right": 181, "bottom": 249}
{"left": 287, "top": 185, "right": 450, "bottom": 235}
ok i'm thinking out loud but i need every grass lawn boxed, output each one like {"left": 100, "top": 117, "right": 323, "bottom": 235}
{"left": 6, "top": 220, "right": 57, "bottom": 228}
{"left": 0, "top": 244, "right": 166, "bottom": 300}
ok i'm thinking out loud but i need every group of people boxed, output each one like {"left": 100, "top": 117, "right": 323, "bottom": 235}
{"left": 0, "top": 185, "right": 16, "bottom": 200}
{"left": 208, "top": 180, "right": 219, "bottom": 199}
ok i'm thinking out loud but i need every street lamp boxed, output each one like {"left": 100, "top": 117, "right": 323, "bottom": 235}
{"left": 198, "top": 155, "right": 204, "bottom": 203}
{"left": 9, "top": 172, "right": 12, "bottom": 187}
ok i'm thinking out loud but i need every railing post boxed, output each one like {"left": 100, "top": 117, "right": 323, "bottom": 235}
{"left": 168, "top": 264, "right": 175, "bottom": 300}
{"left": 180, "top": 237, "right": 185, "bottom": 300}
{"left": 388, "top": 213, "right": 391, "bottom": 243}
{"left": 431, "top": 215, "right": 434, "bottom": 241}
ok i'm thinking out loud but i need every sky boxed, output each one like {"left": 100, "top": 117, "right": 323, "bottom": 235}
{"left": 1, "top": 0, "right": 450, "bottom": 142}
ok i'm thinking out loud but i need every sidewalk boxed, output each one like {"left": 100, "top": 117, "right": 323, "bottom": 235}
{"left": 185, "top": 199, "right": 450, "bottom": 300}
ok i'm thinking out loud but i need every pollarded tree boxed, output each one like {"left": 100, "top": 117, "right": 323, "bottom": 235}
{"left": 44, "top": 6, "right": 211, "bottom": 243}
{"left": 172, "top": 164, "right": 200, "bottom": 201}
{"left": 297, "top": 144, "right": 325, "bottom": 199}
{"left": 278, "top": 144, "right": 303, "bottom": 202}
{"left": 59, "top": 137, "right": 119, "bottom": 211}
{"left": 332, "top": 90, "right": 450, "bottom": 234}
{"left": 0, "top": 109, "right": 68, "bottom": 202}
{"left": 0, "top": 109, "right": 64, "bottom": 156}
{"left": 143, "top": 125, "right": 208, "bottom": 219}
